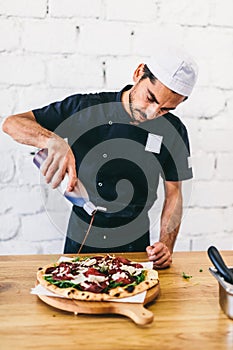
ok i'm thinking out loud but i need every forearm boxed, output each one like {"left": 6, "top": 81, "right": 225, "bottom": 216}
{"left": 159, "top": 186, "right": 183, "bottom": 253}
{"left": 2, "top": 111, "right": 77, "bottom": 190}
{"left": 2, "top": 111, "right": 55, "bottom": 148}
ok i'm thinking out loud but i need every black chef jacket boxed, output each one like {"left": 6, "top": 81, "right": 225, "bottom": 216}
{"left": 33, "top": 85, "right": 192, "bottom": 253}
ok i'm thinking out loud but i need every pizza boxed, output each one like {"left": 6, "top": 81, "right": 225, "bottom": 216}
{"left": 37, "top": 254, "right": 159, "bottom": 301}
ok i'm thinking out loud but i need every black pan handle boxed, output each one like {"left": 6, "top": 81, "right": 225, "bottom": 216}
{"left": 208, "top": 246, "right": 233, "bottom": 284}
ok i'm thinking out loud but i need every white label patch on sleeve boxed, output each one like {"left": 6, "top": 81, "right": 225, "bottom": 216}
{"left": 188, "top": 156, "right": 192, "bottom": 168}
{"left": 145, "top": 133, "right": 163, "bottom": 154}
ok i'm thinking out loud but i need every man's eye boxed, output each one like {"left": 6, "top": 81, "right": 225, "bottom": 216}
{"left": 147, "top": 96, "right": 154, "bottom": 103}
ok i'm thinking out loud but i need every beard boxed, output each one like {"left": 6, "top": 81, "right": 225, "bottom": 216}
{"left": 129, "top": 88, "right": 147, "bottom": 123}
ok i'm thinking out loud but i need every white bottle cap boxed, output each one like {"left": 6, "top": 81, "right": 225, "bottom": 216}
{"left": 83, "top": 201, "right": 107, "bottom": 215}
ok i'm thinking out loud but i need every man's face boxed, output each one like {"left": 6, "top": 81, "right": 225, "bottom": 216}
{"left": 128, "top": 77, "right": 186, "bottom": 124}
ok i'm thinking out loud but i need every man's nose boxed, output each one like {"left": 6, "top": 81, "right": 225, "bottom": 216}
{"left": 146, "top": 103, "right": 161, "bottom": 119}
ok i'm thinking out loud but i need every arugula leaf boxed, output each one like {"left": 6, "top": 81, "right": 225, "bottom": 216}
{"left": 105, "top": 271, "right": 146, "bottom": 292}
{"left": 108, "top": 281, "right": 124, "bottom": 289}
{"left": 44, "top": 276, "right": 82, "bottom": 290}
{"left": 134, "top": 271, "right": 146, "bottom": 284}
{"left": 72, "top": 256, "right": 92, "bottom": 262}
{"left": 99, "top": 265, "right": 108, "bottom": 273}
{"left": 182, "top": 272, "right": 192, "bottom": 279}
{"left": 72, "top": 257, "right": 80, "bottom": 262}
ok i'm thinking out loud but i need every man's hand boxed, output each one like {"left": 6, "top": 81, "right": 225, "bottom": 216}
{"left": 146, "top": 242, "right": 172, "bottom": 269}
{"left": 146, "top": 181, "right": 182, "bottom": 269}
{"left": 2, "top": 111, "right": 77, "bottom": 192}
{"left": 41, "top": 136, "right": 77, "bottom": 192}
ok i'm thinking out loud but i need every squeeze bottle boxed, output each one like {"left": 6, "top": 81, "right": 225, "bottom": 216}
{"left": 33, "top": 148, "right": 107, "bottom": 215}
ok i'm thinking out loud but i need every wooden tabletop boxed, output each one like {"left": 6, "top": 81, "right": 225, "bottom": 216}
{"left": 1, "top": 251, "right": 233, "bottom": 350}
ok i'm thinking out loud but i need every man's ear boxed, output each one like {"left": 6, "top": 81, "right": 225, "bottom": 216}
{"left": 133, "top": 63, "right": 145, "bottom": 83}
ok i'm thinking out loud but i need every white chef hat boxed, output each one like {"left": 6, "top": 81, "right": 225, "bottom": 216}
{"left": 146, "top": 46, "right": 198, "bottom": 97}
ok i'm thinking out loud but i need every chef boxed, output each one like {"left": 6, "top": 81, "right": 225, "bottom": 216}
{"left": 2, "top": 46, "right": 198, "bottom": 269}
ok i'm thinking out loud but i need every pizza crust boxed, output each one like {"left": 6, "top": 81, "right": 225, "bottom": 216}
{"left": 37, "top": 260, "right": 159, "bottom": 301}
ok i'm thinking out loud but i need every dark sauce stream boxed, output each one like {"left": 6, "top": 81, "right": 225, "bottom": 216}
{"left": 77, "top": 213, "right": 95, "bottom": 254}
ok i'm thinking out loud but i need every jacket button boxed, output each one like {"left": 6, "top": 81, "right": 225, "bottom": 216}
{"left": 98, "top": 182, "right": 103, "bottom": 187}
{"left": 103, "top": 153, "right": 107, "bottom": 158}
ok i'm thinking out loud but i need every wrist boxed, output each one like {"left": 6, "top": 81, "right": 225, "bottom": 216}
{"left": 37, "top": 130, "right": 56, "bottom": 149}
{"left": 45, "top": 133, "right": 65, "bottom": 149}
{"left": 159, "top": 237, "right": 173, "bottom": 254}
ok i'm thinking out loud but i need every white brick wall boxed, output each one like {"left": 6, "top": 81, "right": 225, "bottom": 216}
{"left": 22, "top": 19, "right": 79, "bottom": 53}
{"left": 158, "top": 0, "right": 210, "bottom": 26}
{"left": 0, "top": 19, "right": 20, "bottom": 50}
{"left": 49, "top": 0, "right": 103, "bottom": 19}
{"left": 105, "top": 0, "right": 158, "bottom": 22}
{"left": 0, "top": 0, "right": 47, "bottom": 18}
{"left": 0, "top": 55, "right": 45, "bottom": 85}
{"left": 47, "top": 55, "right": 103, "bottom": 89}
{"left": 0, "top": 0, "right": 233, "bottom": 255}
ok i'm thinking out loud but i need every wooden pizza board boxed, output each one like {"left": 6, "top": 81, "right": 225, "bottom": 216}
{"left": 36, "top": 281, "right": 160, "bottom": 325}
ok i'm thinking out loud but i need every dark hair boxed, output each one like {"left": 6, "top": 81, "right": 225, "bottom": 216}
{"left": 140, "top": 64, "right": 157, "bottom": 83}
{"left": 141, "top": 64, "right": 188, "bottom": 100}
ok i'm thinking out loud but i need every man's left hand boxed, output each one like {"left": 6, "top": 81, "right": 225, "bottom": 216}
{"left": 146, "top": 242, "right": 172, "bottom": 269}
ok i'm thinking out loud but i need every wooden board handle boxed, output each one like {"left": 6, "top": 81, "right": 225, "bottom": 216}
{"left": 114, "top": 303, "right": 154, "bottom": 325}
{"left": 36, "top": 282, "right": 159, "bottom": 325}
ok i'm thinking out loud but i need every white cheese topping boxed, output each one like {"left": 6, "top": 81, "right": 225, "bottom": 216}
{"left": 121, "top": 264, "right": 143, "bottom": 276}
{"left": 56, "top": 266, "right": 71, "bottom": 277}
{"left": 71, "top": 273, "right": 107, "bottom": 285}
{"left": 82, "top": 258, "right": 97, "bottom": 266}
{"left": 57, "top": 256, "right": 74, "bottom": 263}
{"left": 112, "top": 272, "right": 128, "bottom": 281}
{"left": 98, "top": 261, "right": 108, "bottom": 269}
{"left": 70, "top": 274, "right": 87, "bottom": 284}
{"left": 80, "top": 281, "right": 91, "bottom": 289}
{"left": 134, "top": 269, "right": 143, "bottom": 276}
{"left": 87, "top": 275, "right": 107, "bottom": 283}
{"left": 75, "top": 267, "right": 88, "bottom": 273}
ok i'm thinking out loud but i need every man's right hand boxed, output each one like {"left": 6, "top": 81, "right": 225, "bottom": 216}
{"left": 41, "top": 136, "right": 77, "bottom": 192}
